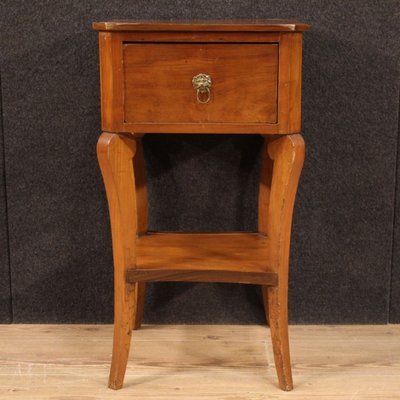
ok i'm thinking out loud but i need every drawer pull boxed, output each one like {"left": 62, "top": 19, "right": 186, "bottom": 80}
{"left": 192, "top": 73, "right": 212, "bottom": 104}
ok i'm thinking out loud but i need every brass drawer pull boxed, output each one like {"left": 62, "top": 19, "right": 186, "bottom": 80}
{"left": 192, "top": 73, "right": 212, "bottom": 104}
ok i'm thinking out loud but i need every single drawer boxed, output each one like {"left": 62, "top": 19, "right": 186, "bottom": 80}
{"left": 123, "top": 43, "right": 278, "bottom": 125}
{"left": 96, "top": 27, "right": 305, "bottom": 134}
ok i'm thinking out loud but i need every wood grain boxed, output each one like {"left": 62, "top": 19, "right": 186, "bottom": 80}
{"left": 96, "top": 27, "right": 307, "bottom": 135}
{"left": 277, "top": 33, "right": 304, "bottom": 134}
{"left": 111, "top": 31, "right": 282, "bottom": 43}
{"left": 98, "top": 32, "right": 124, "bottom": 132}
{"left": 126, "top": 268, "right": 277, "bottom": 285}
{"left": 97, "top": 133, "right": 148, "bottom": 389}
{"left": 135, "top": 232, "right": 270, "bottom": 272}
{"left": 0, "top": 324, "right": 399, "bottom": 399}
{"left": 287, "top": 33, "right": 303, "bottom": 133}
{"left": 93, "top": 20, "right": 310, "bottom": 32}
{"left": 258, "top": 134, "right": 305, "bottom": 391}
{"left": 123, "top": 43, "right": 278, "bottom": 124}
{"left": 95, "top": 20, "right": 308, "bottom": 392}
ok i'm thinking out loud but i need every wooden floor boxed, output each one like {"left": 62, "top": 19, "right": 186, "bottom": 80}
{"left": 0, "top": 324, "right": 399, "bottom": 399}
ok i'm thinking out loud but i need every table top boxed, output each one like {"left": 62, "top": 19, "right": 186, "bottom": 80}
{"left": 92, "top": 19, "right": 310, "bottom": 32}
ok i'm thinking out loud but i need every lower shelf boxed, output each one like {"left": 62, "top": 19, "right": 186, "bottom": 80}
{"left": 125, "top": 232, "right": 277, "bottom": 285}
{"left": 125, "top": 268, "right": 277, "bottom": 285}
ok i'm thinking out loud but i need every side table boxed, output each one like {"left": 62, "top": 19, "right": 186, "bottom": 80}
{"left": 93, "top": 20, "right": 309, "bottom": 392}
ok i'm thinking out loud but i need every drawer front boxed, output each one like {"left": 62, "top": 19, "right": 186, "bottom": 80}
{"left": 123, "top": 43, "right": 278, "bottom": 125}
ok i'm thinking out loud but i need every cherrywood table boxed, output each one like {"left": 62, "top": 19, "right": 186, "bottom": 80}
{"left": 93, "top": 19, "right": 309, "bottom": 392}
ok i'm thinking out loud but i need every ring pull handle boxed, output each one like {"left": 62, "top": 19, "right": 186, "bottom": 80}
{"left": 192, "top": 73, "right": 212, "bottom": 104}
{"left": 196, "top": 87, "right": 211, "bottom": 104}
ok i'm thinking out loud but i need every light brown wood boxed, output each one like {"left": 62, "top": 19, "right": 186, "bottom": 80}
{"left": 123, "top": 43, "right": 278, "bottom": 124}
{"left": 277, "top": 33, "right": 303, "bottom": 134}
{"left": 287, "top": 33, "right": 303, "bottom": 133}
{"left": 98, "top": 33, "right": 124, "bottom": 132}
{"left": 259, "top": 134, "right": 305, "bottom": 390}
{"left": 94, "top": 20, "right": 308, "bottom": 392}
{"left": 96, "top": 27, "right": 305, "bottom": 135}
{"left": 96, "top": 134, "right": 304, "bottom": 389}
{"left": 260, "top": 134, "right": 305, "bottom": 271}
{"left": 131, "top": 132, "right": 148, "bottom": 330}
{"left": 126, "top": 268, "right": 277, "bottom": 285}
{"left": 128, "top": 232, "right": 276, "bottom": 284}
{"left": 133, "top": 281, "right": 145, "bottom": 330}
{"left": 93, "top": 20, "right": 310, "bottom": 32}
{"left": 110, "top": 30, "right": 282, "bottom": 43}
{"left": 136, "top": 233, "right": 270, "bottom": 272}
{"left": 1, "top": 324, "right": 399, "bottom": 399}
{"left": 97, "top": 133, "right": 148, "bottom": 389}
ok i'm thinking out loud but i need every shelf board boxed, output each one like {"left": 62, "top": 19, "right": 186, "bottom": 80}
{"left": 125, "top": 232, "right": 277, "bottom": 285}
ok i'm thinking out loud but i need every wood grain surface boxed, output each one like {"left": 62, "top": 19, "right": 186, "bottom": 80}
{"left": 95, "top": 20, "right": 308, "bottom": 392}
{"left": 125, "top": 268, "right": 278, "bottom": 285}
{"left": 0, "top": 324, "right": 399, "bottom": 399}
{"left": 96, "top": 28, "right": 305, "bottom": 134}
{"left": 135, "top": 233, "right": 270, "bottom": 272}
{"left": 97, "top": 133, "right": 147, "bottom": 388}
{"left": 93, "top": 20, "right": 310, "bottom": 32}
{"left": 259, "top": 134, "right": 305, "bottom": 391}
{"left": 123, "top": 43, "right": 278, "bottom": 124}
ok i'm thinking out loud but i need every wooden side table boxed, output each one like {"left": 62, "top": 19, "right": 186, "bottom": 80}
{"left": 93, "top": 20, "right": 309, "bottom": 392}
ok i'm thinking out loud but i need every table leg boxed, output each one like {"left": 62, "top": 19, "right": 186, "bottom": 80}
{"left": 97, "top": 132, "right": 148, "bottom": 389}
{"left": 258, "top": 134, "right": 305, "bottom": 391}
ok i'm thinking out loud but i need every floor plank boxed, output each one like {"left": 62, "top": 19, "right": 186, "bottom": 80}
{"left": 0, "top": 324, "right": 399, "bottom": 399}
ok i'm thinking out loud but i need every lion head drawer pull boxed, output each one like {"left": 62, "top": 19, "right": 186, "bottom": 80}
{"left": 192, "top": 73, "right": 212, "bottom": 104}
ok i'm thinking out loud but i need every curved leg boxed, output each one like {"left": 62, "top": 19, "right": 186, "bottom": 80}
{"left": 258, "top": 134, "right": 305, "bottom": 391}
{"left": 133, "top": 282, "right": 146, "bottom": 330}
{"left": 262, "top": 285, "right": 292, "bottom": 391}
{"left": 131, "top": 135, "right": 148, "bottom": 330}
{"left": 97, "top": 132, "right": 148, "bottom": 389}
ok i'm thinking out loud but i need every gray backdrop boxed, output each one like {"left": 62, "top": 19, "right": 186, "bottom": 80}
{"left": 0, "top": 0, "right": 399, "bottom": 324}
{"left": 0, "top": 70, "right": 11, "bottom": 323}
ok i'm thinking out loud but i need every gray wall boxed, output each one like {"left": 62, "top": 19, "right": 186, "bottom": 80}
{"left": 0, "top": 69, "right": 12, "bottom": 323}
{"left": 0, "top": 0, "right": 399, "bottom": 324}
{"left": 390, "top": 107, "right": 400, "bottom": 323}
